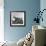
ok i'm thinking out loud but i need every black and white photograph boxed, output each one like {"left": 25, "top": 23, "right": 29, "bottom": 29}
{"left": 10, "top": 11, "right": 26, "bottom": 27}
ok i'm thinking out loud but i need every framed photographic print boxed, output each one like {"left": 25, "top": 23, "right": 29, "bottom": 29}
{"left": 10, "top": 11, "right": 26, "bottom": 27}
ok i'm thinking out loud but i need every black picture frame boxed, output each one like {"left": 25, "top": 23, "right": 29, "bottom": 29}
{"left": 10, "top": 11, "right": 26, "bottom": 27}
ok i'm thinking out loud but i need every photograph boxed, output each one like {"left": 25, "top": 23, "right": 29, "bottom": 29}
{"left": 10, "top": 11, "right": 26, "bottom": 27}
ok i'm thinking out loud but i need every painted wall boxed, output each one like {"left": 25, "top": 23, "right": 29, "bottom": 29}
{"left": 40, "top": 0, "right": 46, "bottom": 27}
{"left": 4, "top": 0, "right": 40, "bottom": 42}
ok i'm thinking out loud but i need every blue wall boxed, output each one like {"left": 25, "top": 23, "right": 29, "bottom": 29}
{"left": 40, "top": 0, "right": 46, "bottom": 27}
{"left": 4, "top": 0, "right": 40, "bottom": 42}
